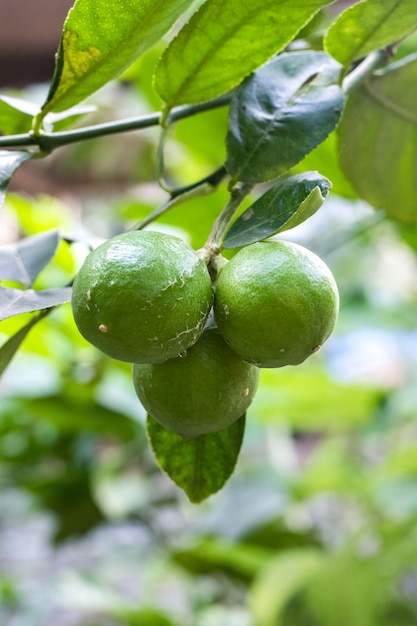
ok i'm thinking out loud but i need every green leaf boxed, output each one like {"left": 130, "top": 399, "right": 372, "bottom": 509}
{"left": 0, "top": 230, "right": 60, "bottom": 287}
{"left": 325, "top": 0, "right": 417, "bottom": 68}
{"left": 0, "top": 151, "right": 33, "bottom": 208}
{"left": 154, "top": 0, "right": 336, "bottom": 109}
{"left": 0, "top": 310, "right": 48, "bottom": 377}
{"left": 225, "top": 51, "right": 344, "bottom": 183}
{"left": 249, "top": 548, "right": 324, "bottom": 626}
{"left": 0, "top": 286, "right": 72, "bottom": 321}
{"left": 147, "top": 414, "right": 246, "bottom": 503}
{"left": 223, "top": 172, "right": 331, "bottom": 249}
{"left": 0, "top": 95, "right": 37, "bottom": 135}
{"left": 338, "top": 53, "right": 417, "bottom": 223}
{"left": 40, "top": 0, "right": 194, "bottom": 116}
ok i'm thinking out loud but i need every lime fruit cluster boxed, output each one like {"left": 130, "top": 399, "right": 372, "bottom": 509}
{"left": 213, "top": 240, "right": 339, "bottom": 368}
{"left": 71, "top": 229, "right": 339, "bottom": 441}
{"left": 71, "top": 230, "right": 213, "bottom": 364}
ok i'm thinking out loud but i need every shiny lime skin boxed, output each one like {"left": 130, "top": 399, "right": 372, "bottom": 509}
{"left": 214, "top": 240, "right": 339, "bottom": 368}
{"left": 71, "top": 230, "right": 213, "bottom": 363}
{"left": 133, "top": 327, "right": 260, "bottom": 438}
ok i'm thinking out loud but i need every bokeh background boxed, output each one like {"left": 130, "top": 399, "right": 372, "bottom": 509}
{"left": 1, "top": 2, "right": 417, "bottom": 625}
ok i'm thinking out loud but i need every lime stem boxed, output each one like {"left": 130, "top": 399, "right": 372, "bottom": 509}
{"left": 204, "top": 182, "right": 254, "bottom": 255}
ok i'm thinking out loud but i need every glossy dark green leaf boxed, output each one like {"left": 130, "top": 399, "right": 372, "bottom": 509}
{"left": 0, "top": 151, "right": 33, "bottom": 208}
{"left": 226, "top": 51, "right": 344, "bottom": 183}
{"left": 338, "top": 53, "right": 417, "bottom": 223}
{"left": 0, "top": 310, "right": 49, "bottom": 377}
{"left": 325, "top": 0, "right": 417, "bottom": 68}
{"left": 147, "top": 414, "right": 246, "bottom": 503}
{"left": 0, "top": 230, "right": 60, "bottom": 287}
{"left": 223, "top": 172, "right": 331, "bottom": 249}
{"left": 0, "top": 286, "right": 72, "bottom": 321}
{"left": 154, "top": 0, "right": 336, "bottom": 109}
{"left": 40, "top": 0, "right": 194, "bottom": 116}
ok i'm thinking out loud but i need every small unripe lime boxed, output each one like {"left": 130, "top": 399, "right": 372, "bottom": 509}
{"left": 132, "top": 327, "right": 260, "bottom": 438}
{"left": 214, "top": 240, "right": 339, "bottom": 368}
{"left": 71, "top": 230, "right": 213, "bottom": 363}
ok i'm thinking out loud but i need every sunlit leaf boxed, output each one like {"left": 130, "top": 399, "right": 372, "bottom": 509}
{"left": 0, "top": 230, "right": 60, "bottom": 287}
{"left": 325, "top": 0, "right": 417, "bottom": 68}
{"left": 147, "top": 414, "right": 246, "bottom": 503}
{"left": 0, "top": 286, "right": 72, "bottom": 321}
{"left": 223, "top": 172, "right": 331, "bottom": 249}
{"left": 0, "top": 151, "right": 33, "bottom": 208}
{"left": 40, "top": 0, "right": 194, "bottom": 116}
{"left": 338, "top": 53, "right": 417, "bottom": 222}
{"left": 226, "top": 51, "right": 344, "bottom": 183}
{"left": 154, "top": 0, "right": 336, "bottom": 109}
{"left": 0, "top": 95, "right": 37, "bottom": 135}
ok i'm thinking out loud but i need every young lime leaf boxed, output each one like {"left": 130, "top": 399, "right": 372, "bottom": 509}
{"left": 0, "top": 230, "right": 60, "bottom": 288}
{"left": 0, "top": 310, "right": 49, "bottom": 377}
{"left": 0, "top": 151, "right": 33, "bottom": 208}
{"left": 338, "top": 53, "right": 417, "bottom": 223}
{"left": 147, "top": 414, "right": 246, "bottom": 503}
{"left": 154, "top": 0, "right": 336, "bottom": 109}
{"left": 325, "top": 0, "right": 417, "bottom": 68}
{"left": 0, "top": 286, "right": 72, "bottom": 321}
{"left": 39, "top": 0, "right": 194, "bottom": 117}
{"left": 226, "top": 51, "right": 344, "bottom": 184}
{"left": 0, "top": 95, "right": 38, "bottom": 135}
{"left": 223, "top": 172, "right": 331, "bottom": 249}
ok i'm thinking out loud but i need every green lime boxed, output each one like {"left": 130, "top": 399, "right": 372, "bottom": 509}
{"left": 214, "top": 240, "right": 339, "bottom": 368}
{"left": 71, "top": 230, "right": 213, "bottom": 363}
{"left": 133, "top": 327, "right": 260, "bottom": 438}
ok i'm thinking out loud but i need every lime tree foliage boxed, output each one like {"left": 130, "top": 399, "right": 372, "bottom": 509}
{"left": 0, "top": 0, "right": 417, "bottom": 503}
